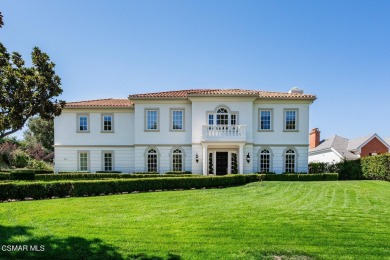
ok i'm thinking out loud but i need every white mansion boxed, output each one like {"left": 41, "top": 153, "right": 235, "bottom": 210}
{"left": 54, "top": 88, "right": 316, "bottom": 174}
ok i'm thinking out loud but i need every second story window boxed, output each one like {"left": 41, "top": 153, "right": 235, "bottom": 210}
{"left": 171, "top": 109, "right": 184, "bottom": 131}
{"left": 102, "top": 114, "right": 114, "bottom": 132}
{"left": 284, "top": 109, "right": 298, "bottom": 131}
{"left": 259, "top": 109, "right": 272, "bottom": 131}
{"left": 145, "top": 109, "right": 159, "bottom": 131}
{"left": 77, "top": 114, "right": 89, "bottom": 133}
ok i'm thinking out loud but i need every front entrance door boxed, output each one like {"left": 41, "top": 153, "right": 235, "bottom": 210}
{"left": 216, "top": 152, "right": 228, "bottom": 175}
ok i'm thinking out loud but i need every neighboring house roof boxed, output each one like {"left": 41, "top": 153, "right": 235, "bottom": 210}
{"left": 65, "top": 98, "right": 133, "bottom": 108}
{"left": 128, "top": 89, "right": 316, "bottom": 100}
{"left": 310, "top": 133, "right": 390, "bottom": 160}
{"left": 310, "top": 135, "right": 359, "bottom": 160}
{"left": 347, "top": 134, "right": 375, "bottom": 151}
{"left": 385, "top": 137, "right": 390, "bottom": 146}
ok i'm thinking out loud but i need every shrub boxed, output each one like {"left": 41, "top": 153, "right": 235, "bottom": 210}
{"left": 27, "top": 159, "right": 53, "bottom": 171}
{"left": 10, "top": 170, "right": 35, "bottom": 180}
{"left": 10, "top": 150, "right": 30, "bottom": 168}
{"left": 165, "top": 171, "right": 192, "bottom": 175}
{"left": 361, "top": 154, "right": 390, "bottom": 181}
{"left": 95, "top": 171, "right": 122, "bottom": 173}
{"left": 133, "top": 172, "right": 159, "bottom": 174}
{"left": 0, "top": 175, "right": 249, "bottom": 200}
{"left": 0, "top": 172, "right": 10, "bottom": 180}
{"left": 337, "top": 159, "right": 364, "bottom": 180}
{"left": 35, "top": 173, "right": 198, "bottom": 181}
{"left": 58, "top": 171, "right": 91, "bottom": 174}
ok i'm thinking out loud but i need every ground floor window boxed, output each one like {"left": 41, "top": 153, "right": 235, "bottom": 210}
{"left": 103, "top": 152, "right": 113, "bottom": 171}
{"left": 285, "top": 149, "right": 296, "bottom": 173}
{"left": 259, "top": 149, "right": 271, "bottom": 172}
{"left": 172, "top": 149, "right": 183, "bottom": 171}
{"left": 147, "top": 149, "right": 158, "bottom": 172}
{"left": 78, "top": 152, "right": 88, "bottom": 171}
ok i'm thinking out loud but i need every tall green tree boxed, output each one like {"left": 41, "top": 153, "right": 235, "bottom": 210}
{"left": 0, "top": 12, "right": 3, "bottom": 28}
{"left": 0, "top": 12, "right": 65, "bottom": 139}
{"left": 24, "top": 117, "right": 54, "bottom": 152}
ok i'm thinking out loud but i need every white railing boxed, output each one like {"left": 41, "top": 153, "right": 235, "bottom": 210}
{"left": 202, "top": 125, "right": 246, "bottom": 141}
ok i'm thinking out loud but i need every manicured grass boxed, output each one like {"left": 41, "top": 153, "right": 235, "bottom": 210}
{"left": 1, "top": 181, "right": 390, "bottom": 259}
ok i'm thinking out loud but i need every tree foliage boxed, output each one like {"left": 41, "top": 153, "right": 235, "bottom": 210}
{"left": 0, "top": 12, "right": 3, "bottom": 28}
{"left": 0, "top": 43, "right": 65, "bottom": 138}
{"left": 24, "top": 117, "right": 54, "bottom": 152}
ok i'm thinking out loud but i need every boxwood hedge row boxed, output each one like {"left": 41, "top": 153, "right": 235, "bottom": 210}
{"left": 35, "top": 173, "right": 197, "bottom": 181}
{"left": 0, "top": 175, "right": 249, "bottom": 200}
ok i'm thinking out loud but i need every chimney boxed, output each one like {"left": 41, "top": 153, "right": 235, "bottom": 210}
{"left": 289, "top": 87, "right": 304, "bottom": 94}
{"left": 310, "top": 128, "right": 320, "bottom": 149}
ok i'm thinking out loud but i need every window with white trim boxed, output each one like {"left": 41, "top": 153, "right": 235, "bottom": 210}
{"left": 147, "top": 149, "right": 158, "bottom": 172}
{"left": 285, "top": 110, "right": 298, "bottom": 130}
{"left": 146, "top": 110, "right": 159, "bottom": 130}
{"left": 103, "top": 152, "right": 113, "bottom": 171}
{"left": 102, "top": 114, "right": 113, "bottom": 132}
{"left": 285, "top": 149, "right": 296, "bottom": 173}
{"left": 79, "top": 152, "right": 88, "bottom": 171}
{"left": 171, "top": 110, "right": 184, "bottom": 130}
{"left": 259, "top": 149, "right": 271, "bottom": 172}
{"left": 259, "top": 110, "right": 272, "bottom": 130}
{"left": 172, "top": 149, "right": 183, "bottom": 171}
{"left": 216, "top": 108, "right": 229, "bottom": 125}
{"left": 78, "top": 115, "right": 89, "bottom": 132}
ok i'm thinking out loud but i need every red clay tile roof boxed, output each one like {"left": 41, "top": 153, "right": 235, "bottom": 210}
{"left": 129, "top": 89, "right": 316, "bottom": 100}
{"left": 65, "top": 89, "right": 315, "bottom": 108}
{"left": 65, "top": 98, "right": 133, "bottom": 108}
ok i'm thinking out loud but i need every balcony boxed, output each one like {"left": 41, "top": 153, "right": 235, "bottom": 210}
{"left": 202, "top": 125, "right": 247, "bottom": 142}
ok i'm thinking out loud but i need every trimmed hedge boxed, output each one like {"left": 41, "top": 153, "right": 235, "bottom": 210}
{"left": 264, "top": 173, "right": 338, "bottom": 181}
{"left": 133, "top": 172, "right": 159, "bottom": 174}
{"left": 10, "top": 170, "right": 35, "bottom": 180}
{"left": 35, "top": 173, "right": 197, "bottom": 181}
{"left": 361, "top": 154, "right": 390, "bottom": 181}
{"left": 0, "top": 175, "right": 249, "bottom": 200}
{"left": 11, "top": 169, "right": 53, "bottom": 175}
{"left": 0, "top": 172, "right": 10, "bottom": 180}
{"left": 95, "top": 171, "right": 122, "bottom": 173}
{"left": 165, "top": 171, "right": 192, "bottom": 175}
{"left": 309, "top": 161, "right": 363, "bottom": 180}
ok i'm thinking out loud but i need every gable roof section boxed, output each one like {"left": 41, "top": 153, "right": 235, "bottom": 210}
{"left": 309, "top": 135, "right": 359, "bottom": 160}
{"left": 65, "top": 98, "right": 133, "bottom": 108}
{"left": 386, "top": 138, "right": 390, "bottom": 146}
{"left": 128, "top": 89, "right": 316, "bottom": 100}
{"left": 347, "top": 133, "right": 390, "bottom": 151}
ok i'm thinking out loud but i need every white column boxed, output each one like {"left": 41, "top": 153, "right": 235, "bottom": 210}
{"left": 239, "top": 144, "right": 244, "bottom": 174}
{"left": 202, "top": 144, "right": 208, "bottom": 175}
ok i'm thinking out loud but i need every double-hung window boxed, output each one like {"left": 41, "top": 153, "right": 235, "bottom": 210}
{"left": 258, "top": 109, "right": 273, "bottom": 131}
{"left": 145, "top": 109, "right": 159, "bottom": 131}
{"left": 284, "top": 109, "right": 298, "bottom": 131}
{"left": 102, "top": 114, "right": 114, "bottom": 132}
{"left": 103, "top": 152, "right": 113, "bottom": 171}
{"left": 78, "top": 151, "right": 89, "bottom": 171}
{"left": 77, "top": 114, "right": 89, "bottom": 132}
{"left": 171, "top": 109, "right": 184, "bottom": 131}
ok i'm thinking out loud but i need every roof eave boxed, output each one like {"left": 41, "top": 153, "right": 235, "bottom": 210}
{"left": 64, "top": 106, "right": 134, "bottom": 109}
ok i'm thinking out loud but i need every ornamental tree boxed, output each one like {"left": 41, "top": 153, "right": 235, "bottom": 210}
{"left": 0, "top": 43, "right": 65, "bottom": 138}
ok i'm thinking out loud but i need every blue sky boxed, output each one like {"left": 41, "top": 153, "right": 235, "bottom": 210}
{"left": 1, "top": 0, "right": 390, "bottom": 140}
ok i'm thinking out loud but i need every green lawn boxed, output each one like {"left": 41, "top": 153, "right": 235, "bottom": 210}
{"left": 1, "top": 181, "right": 390, "bottom": 259}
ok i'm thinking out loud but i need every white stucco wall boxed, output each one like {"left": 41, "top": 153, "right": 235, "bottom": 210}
{"left": 54, "top": 108, "right": 134, "bottom": 146}
{"left": 133, "top": 101, "right": 192, "bottom": 145}
{"left": 54, "top": 97, "right": 313, "bottom": 174}
{"left": 54, "top": 147, "right": 135, "bottom": 172}
{"left": 253, "top": 101, "right": 311, "bottom": 146}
